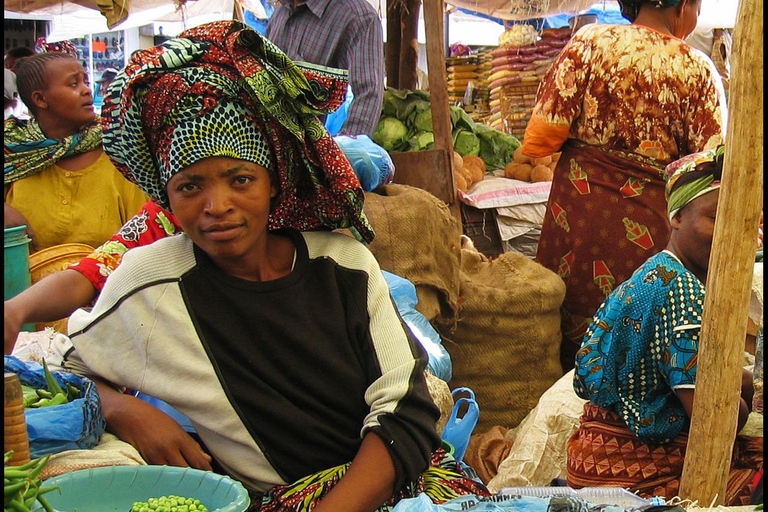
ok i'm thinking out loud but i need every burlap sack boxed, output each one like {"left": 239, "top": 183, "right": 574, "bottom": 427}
{"left": 363, "top": 184, "right": 462, "bottom": 328}
{"left": 444, "top": 248, "right": 565, "bottom": 433}
{"left": 425, "top": 371, "right": 454, "bottom": 437}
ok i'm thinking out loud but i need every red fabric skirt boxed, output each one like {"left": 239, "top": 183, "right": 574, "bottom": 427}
{"left": 567, "top": 403, "right": 763, "bottom": 506}
{"left": 535, "top": 141, "right": 670, "bottom": 349}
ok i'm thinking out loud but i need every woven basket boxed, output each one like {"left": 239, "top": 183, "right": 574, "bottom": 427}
{"left": 29, "top": 243, "right": 94, "bottom": 333}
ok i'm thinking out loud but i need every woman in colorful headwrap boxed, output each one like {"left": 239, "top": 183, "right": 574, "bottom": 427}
{"left": 566, "top": 146, "right": 763, "bottom": 504}
{"left": 60, "top": 21, "right": 488, "bottom": 510}
{"left": 521, "top": 0, "right": 727, "bottom": 370}
{"left": 3, "top": 52, "right": 148, "bottom": 251}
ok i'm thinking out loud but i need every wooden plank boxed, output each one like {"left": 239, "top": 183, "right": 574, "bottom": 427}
{"left": 391, "top": 150, "right": 454, "bottom": 204}
{"left": 677, "top": 0, "right": 763, "bottom": 505}
{"left": 422, "top": 0, "right": 453, "bottom": 155}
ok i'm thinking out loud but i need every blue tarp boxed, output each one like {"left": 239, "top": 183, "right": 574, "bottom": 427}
{"left": 454, "top": 4, "right": 628, "bottom": 30}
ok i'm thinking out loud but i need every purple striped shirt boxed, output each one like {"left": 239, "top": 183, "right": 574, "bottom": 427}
{"left": 267, "top": 0, "right": 384, "bottom": 135}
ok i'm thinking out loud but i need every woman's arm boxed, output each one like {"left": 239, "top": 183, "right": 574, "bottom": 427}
{"left": 4, "top": 269, "right": 97, "bottom": 354}
{"left": 92, "top": 378, "right": 213, "bottom": 470}
{"left": 675, "top": 374, "right": 751, "bottom": 435}
{"left": 312, "top": 432, "right": 395, "bottom": 512}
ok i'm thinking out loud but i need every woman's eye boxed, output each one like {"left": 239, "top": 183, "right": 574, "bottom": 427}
{"left": 177, "top": 183, "right": 198, "bottom": 193}
{"left": 234, "top": 176, "right": 253, "bottom": 186}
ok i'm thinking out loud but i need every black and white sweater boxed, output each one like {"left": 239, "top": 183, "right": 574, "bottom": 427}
{"left": 65, "top": 230, "right": 440, "bottom": 492}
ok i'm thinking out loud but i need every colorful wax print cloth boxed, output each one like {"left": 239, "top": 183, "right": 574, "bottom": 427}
{"left": 535, "top": 142, "right": 670, "bottom": 350}
{"left": 101, "top": 20, "right": 374, "bottom": 243}
{"left": 567, "top": 403, "right": 763, "bottom": 506}
{"left": 251, "top": 449, "right": 490, "bottom": 512}
{"left": 67, "top": 200, "right": 181, "bottom": 292}
{"left": 4, "top": 116, "right": 103, "bottom": 184}
{"left": 573, "top": 250, "right": 701, "bottom": 443}
{"left": 522, "top": 24, "right": 726, "bottom": 163}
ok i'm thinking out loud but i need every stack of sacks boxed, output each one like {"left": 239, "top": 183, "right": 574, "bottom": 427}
{"left": 472, "top": 47, "right": 494, "bottom": 117}
{"left": 446, "top": 55, "right": 479, "bottom": 105}
{"left": 487, "top": 26, "right": 573, "bottom": 133}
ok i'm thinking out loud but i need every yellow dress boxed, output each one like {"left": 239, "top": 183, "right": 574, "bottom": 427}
{"left": 4, "top": 151, "right": 149, "bottom": 251}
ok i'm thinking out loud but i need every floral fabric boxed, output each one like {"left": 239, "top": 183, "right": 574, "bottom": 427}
{"left": 523, "top": 24, "right": 726, "bottom": 162}
{"left": 573, "top": 251, "right": 702, "bottom": 443}
{"left": 68, "top": 200, "right": 181, "bottom": 291}
{"left": 522, "top": 23, "right": 726, "bottom": 351}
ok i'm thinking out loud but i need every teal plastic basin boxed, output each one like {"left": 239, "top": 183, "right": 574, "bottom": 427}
{"left": 34, "top": 465, "right": 251, "bottom": 512}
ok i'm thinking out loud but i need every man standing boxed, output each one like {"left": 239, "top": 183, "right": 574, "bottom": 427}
{"left": 267, "top": 0, "right": 384, "bottom": 136}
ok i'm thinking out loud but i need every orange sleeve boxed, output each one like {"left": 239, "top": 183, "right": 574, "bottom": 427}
{"left": 521, "top": 115, "right": 570, "bottom": 158}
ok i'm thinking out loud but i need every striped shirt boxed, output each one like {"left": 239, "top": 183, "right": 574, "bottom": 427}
{"left": 267, "top": 0, "right": 384, "bottom": 135}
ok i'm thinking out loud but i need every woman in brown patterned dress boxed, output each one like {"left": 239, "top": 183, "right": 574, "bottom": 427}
{"left": 521, "top": 0, "right": 727, "bottom": 369}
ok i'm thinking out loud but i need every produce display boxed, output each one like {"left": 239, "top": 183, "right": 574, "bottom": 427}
{"left": 21, "top": 359, "right": 81, "bottom": 409}
{"left": 488, "top": 26, "right": 572, "bottom": 134}
{"left": 130, "top": 495, "right": 209, "bottom": 512}
{"left": 504, "top": 146, "right": 560, "bottom": 182}
{"left": 4, "top": 452, "right": 58, "bottom": 512}
{"left": 454, "top": 153, "right": 488, "bottom": 193}
{"left": 446, "top": 55, "right": 478, "bottom": 105}
{"left": 372, "top": 88, "right": 521, "bottom": 174}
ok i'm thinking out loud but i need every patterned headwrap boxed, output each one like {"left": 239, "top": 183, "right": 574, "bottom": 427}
{"left": 35, "top": 37, "right": 79, "bottom": 59}
{"left": 4, "top": 117, "right": 103, "bottom": 185}
{"left": 101, "top": 20, "right": 374, "bottom": 243}
{"left": 617, "top": 0, "right": 682, "bottom": 22}
{"left": 665, "top": 144, "right": 724, "bottom": 220}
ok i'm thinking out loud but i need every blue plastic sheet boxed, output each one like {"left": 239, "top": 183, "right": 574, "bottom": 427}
{"left": 4, "top": 355, "right": 106, "bottom": 458}
{"left": 334, "top": 134, "right": 395, "bottom": 192}
{"left": 383, "top": 271, "right": 452, "bottom": 382}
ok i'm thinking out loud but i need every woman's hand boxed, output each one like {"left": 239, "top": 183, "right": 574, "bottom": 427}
{"left": 94, "top": 380, "right": 213, "bottom": 470}
{"left": 4, "top": 203, "right": 39, "bottom": 251}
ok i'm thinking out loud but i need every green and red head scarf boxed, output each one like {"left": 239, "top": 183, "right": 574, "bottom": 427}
{"left": 101, "top": 20, "right": 374, "bottom": 243}
{"left": 665, "top": 144, "right": 724, "bottom": 220}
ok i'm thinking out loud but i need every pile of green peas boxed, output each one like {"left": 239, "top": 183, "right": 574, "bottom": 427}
{"left": 129, "top": 495, "right": 209, "bottom": 512}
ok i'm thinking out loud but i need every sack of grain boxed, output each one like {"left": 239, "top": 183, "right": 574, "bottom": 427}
{"left": 442, "top": 249, "right": 565, "bottom": 432}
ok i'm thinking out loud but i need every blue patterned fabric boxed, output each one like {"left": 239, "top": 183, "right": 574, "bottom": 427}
{"left": 573, "top": 250, "right": 704, "bottom": 443}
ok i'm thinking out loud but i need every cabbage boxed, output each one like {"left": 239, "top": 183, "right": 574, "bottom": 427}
{"left": 452, "top": 129, "right": 481, "bottom": 157}
{"left": 408, "top": 131, "right": 434, "bottom": 151}
{"left": 413, "top": 109, "right": 434, "bottom": 133}
{"left": 475, "top": 123, "right": 521, "bottom": 170}
{"left": 372, "top": 117, "right": 409, "bottom": 152}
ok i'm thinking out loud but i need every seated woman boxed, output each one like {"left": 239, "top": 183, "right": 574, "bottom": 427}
{"left": 61, "top": 21, "right": 487, "bottom": 510}
{"left": 4, "top": 52, "right": 148, "bottom": 251}
{"left": 567, "top": 145, "right": 763, "bottom": 505}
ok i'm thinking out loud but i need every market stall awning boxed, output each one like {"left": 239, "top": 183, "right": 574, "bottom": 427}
{"left": 4, "top": 0, "right": 233, "bottom": 29}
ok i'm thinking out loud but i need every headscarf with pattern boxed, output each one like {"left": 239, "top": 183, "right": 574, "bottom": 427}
{"left": 617, "top": 0, "right": 682, "bottom": 22}
{"left": 35, "top": 38, "right": 79, "bottom": 59}
{"left": 665, "top": 144, "right": 724, "bottom": 220}
{"left": 101, "top": 20, "right": 374, "bottom": 243}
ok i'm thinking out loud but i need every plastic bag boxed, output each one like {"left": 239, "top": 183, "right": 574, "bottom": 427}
{"left": 335, "top": 134, "right": 395, "bottom": 192}
{"left": 383, "top": 270, "right": 452, "bottom": 381}
{"left": 4, "top": 355, "right": 106, "bottom": 458}
{"left": 441, "top": 387, "right": 479, "bottom": 462}
{"left": 325, "top": 85, "right": 353, "bottom": 136}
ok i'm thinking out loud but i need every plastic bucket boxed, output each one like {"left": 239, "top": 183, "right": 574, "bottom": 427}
{"left": 4, "top": 226, "right": 35, "bottom": 332}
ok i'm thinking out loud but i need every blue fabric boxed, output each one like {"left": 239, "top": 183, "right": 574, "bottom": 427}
{"left": 573, "top": 251, "right": 703, "bottom": 443}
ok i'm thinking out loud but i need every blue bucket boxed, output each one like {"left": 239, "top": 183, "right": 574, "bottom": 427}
{"left": 4, "top": 226, "right": 35, "bottom": 331}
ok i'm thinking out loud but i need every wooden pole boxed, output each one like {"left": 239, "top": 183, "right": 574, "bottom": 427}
{"left": 385, "top": 0, "right": 402, "bottom": 89}
{"left": 677, "top": 0, "right": 763, "bottom": 505}
{"left": 398, "top": 0, "right": 421, "bottom": 91}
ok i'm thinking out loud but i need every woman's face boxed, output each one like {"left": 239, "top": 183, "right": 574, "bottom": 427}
{"left": 167, "top": 156, "right": 277, "bottom": 266}
{"left": 671, "top": 189, "right": 719, "bottom": 280}
{"left": 38, "top": 58, "right": 95, "bottom": 129}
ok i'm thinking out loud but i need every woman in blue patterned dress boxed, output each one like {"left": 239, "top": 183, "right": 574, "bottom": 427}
{"left": 566, "top": 145, "right": 762, "bottom": 504}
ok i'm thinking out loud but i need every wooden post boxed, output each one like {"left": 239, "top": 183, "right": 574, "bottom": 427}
{"left": 678, "top": 0, "right": 763, "bottom": 505}
{"left": 422, "top": 0, "right": 460, "bottom": 225}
